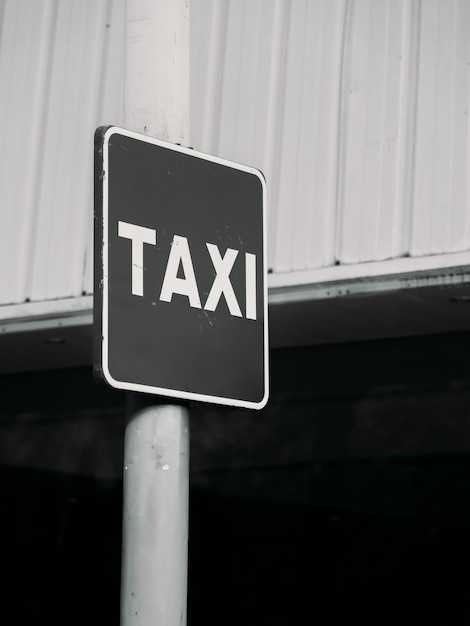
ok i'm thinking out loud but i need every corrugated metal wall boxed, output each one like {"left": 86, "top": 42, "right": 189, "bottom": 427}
{"left": 0, "top": 0, "right": 124, "bottom": 306}
{"left": 192, "top": 0, "right": 470, "bottom": 272}
{"left": 1, "top": 0, "right": 469, "bottom": 307}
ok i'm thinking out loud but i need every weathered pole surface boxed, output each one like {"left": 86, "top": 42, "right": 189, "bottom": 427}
{"left": 124, "top": 0, "right": 189, "bottom": 143}
{"left": 121, "top": 1, "right": 190, "bottom": 625}
{"left": 121, "top": 396, "right": 190, "bottom": 626}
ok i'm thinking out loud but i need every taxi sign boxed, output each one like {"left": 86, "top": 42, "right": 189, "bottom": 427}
{"left": 94, "top": 126, "right": 268, "bottom": 409}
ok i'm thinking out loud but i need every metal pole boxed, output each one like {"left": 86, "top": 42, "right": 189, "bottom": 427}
{"left": 124, "top": 0, "right": 189, "bottom": 143}
{"left": 121, "top": 397, "right": 190, "bottom": 626}
{"left": 121, "top": 1, "right": 190, "bottom": 625}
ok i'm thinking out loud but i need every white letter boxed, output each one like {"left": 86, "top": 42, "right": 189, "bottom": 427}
{"left": 118, "top": 221, "right": 156, "bottom": 297}
{"left": 204, "top": 244, "right": 242, "bottom": 317}
{"left": 245, "top": 253, "right": 257, "bottom": 320}
{"left": 160, "top": 235, "right": 201, "bottom": 308}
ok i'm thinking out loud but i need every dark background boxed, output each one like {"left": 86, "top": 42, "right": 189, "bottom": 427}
{"left": 2, "top": 332, "right": 470, "bottom": 624}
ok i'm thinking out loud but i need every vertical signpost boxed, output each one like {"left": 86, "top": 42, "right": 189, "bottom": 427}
{"left": 94, "top": 1, "right": 268, "bottom": 625}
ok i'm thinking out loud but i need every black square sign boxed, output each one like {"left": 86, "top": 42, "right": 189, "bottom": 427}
{"left": 94, "top": 126, "right": 268, "bottom": 409}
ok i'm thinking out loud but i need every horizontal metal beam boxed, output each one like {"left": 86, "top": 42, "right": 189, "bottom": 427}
{"left": 1, "top": 254, "right": 470, "bottom": 340}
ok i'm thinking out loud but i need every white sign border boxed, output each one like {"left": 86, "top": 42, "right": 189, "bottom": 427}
{"left": 100, "top": 126, "right": 269, "bottom": 410}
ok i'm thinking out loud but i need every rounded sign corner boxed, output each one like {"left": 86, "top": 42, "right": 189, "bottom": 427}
{"left": 103, "top": 125, "right": 124, "bottom": 145}
{"left": 101, "top": 358, "right": 128, "bottom": 393}
{"left": 251, "top": 387, "right": 270, "bottom": 411}
{"left": 252, "top": 166, "right": 267, "bottom": 187}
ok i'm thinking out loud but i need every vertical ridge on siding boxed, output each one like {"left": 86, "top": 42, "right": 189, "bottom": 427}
{"left": 398, "top": 0, "right": 421, "bottom": 258}
{"left": 411, "top": 0, "right": 470, "bottom": 256}
{"left": 263, "top": 0, "right": 290, "bottom": 270}
{"left": 82, "top": 0, "right": 125, "bottom": 296}
{"left": 336, "top": 0, "right": 412, "bottom": 264}
{"left": 28, "top": 0, "right": 109, "bottom": 301}
{"left": 0, "top": 0, "right": 57, "bottom": 305}
{"left": 284, "top": 0, "right": 345, "bottom": 272}
{"left": 214, "top": 0, "right": 274, "bottom": 169}
{"left": 195, "top": 0, "right": 228, "bottom": 155}
{"left": 449, "top": 0, "right": 470, "bottom": 250}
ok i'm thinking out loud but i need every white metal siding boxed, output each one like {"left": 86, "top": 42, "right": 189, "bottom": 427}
{"left": 191, "top": 0, "right": 470, "bottom": 272}
{"left": 411, "top": 0, "right": 470, "bottom": 256}
{"left": 1, "top": 0, "right": 470, "bottom": 308}
{"left": 191, "top": 0, "right": 346, "bottom": 271}
{"left": 336, "top": 0, "right": 415, "bottom": 264}
{"left": 0, "top": 0, "right": 124, "bottom": 305}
